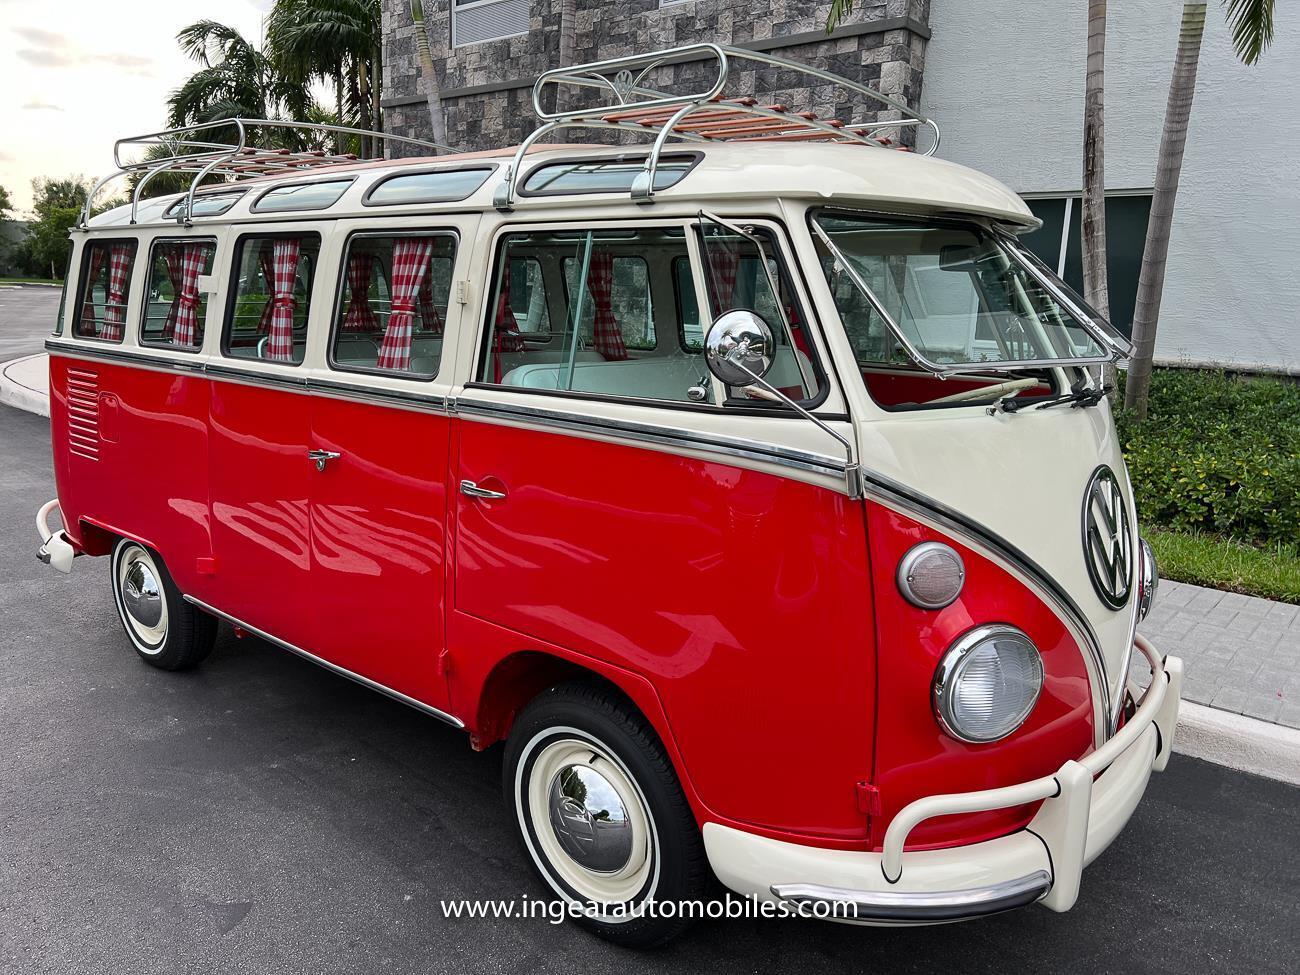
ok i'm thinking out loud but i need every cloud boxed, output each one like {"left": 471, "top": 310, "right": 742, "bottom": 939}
{"left": 22, "top": 100, "right": 63, "bottom": 111}
{"left": 16, "top": 48, "right": 72, "bottom": 67}
{"left": 12, "top": 26, "right": 68, "bottom": 48}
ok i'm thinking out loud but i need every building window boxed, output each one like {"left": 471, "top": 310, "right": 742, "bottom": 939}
{"left": 452, "top": 0, "right": 529, "bottom": 48}
{"left": 1019, "top": 194, "right": 1152, "bottom": 338}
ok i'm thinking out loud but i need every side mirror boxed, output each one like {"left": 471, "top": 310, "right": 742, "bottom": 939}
{"left": 704, "top": 310, "right": 774, "bottom": 387}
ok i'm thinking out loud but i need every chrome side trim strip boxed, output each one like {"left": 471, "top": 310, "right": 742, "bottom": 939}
{"left": 456, "top": 396, "right": 849, "bottom": 482}
{"left": 183, "top": 595, "right": 465, "bottom": 729}
{"left": 46, "top": 341, "right": 448, "bottom": 413}
{"left": 771, "top": 869, "right": 1052, "bottom": 923}
{"left": 859, "top": 468, "right": 1113, "bottom": 728}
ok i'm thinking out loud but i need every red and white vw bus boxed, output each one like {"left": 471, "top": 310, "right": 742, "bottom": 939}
{"left": 35, "top": 46, "right": 1181, "bottom": 947}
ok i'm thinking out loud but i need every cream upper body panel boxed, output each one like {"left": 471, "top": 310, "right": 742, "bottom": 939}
{"left": 83, "top": 142, "right": 1038, "bottom": 232}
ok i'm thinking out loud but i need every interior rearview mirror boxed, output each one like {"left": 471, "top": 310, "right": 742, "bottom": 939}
{"left": 704, "top": 310, "right": 774, "bottom": 387}
{"left": 938, "top": 243, "right": 983, "bottom": 272}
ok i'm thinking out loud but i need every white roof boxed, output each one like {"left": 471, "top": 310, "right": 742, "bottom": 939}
{"left": 87, "top": 141, "right": 1036, "bottom": 230}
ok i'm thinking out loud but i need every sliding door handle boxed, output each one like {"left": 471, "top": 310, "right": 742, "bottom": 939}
{"left": 460, "top": 479, "right": 507, "bottom": 501}
{"left": 308, "top": 449, "right": 342, "bottom": 472}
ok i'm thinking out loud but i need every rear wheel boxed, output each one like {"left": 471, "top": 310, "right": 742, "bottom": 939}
{"left": 503, "top": 683, "right": 709, "bottom": 948}
{"left": 110, "top": 539, "right": 215, "bottom": 671}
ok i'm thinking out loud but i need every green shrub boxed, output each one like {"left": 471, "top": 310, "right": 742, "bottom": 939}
{"left": 1116, "top": 369, "right": 1300, "bottom": 546}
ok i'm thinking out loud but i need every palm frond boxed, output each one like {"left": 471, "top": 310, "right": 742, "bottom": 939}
{"left": 1222, "top": 0, "right": 1275, "bottom": 65}
{"left": 826, "top": 0, "right": 856, "bottom": 35}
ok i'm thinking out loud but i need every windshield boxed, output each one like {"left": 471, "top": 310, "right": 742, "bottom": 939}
{"left": 811, "top": 211, "right": 1119, "bottom": 372}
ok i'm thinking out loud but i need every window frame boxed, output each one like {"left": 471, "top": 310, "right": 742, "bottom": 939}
{"left": 221, "top": 230, "right": 324, "bottom": 368}
{"left": 361, "top": 165, "right": 497, "bottom": 207}
{"left": 137, "top": 235, "right": 219, "bottom": 354}
{"left": 249, "top": 176, "right": 357, "bottom": 215}
{"left": 325, "top": 227, "right": 461, "bottom": 384}
{"left": 517, "top": 152, "right": 703, "bottom": 199}
{"left": 451, "top": 0, "right": 529, "bottom": 49}
{"left": 71, "top": 236, "right": 140, "bottom": 345}
{"left": 470, "top": 217, "right": 840, "bottom": 418}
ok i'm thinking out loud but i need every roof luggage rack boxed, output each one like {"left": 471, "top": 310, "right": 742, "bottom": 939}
{"left": 494, "top": 42, "right": 940, "bottom": 209}
{"left": 81, "top": 118, "right": 454, "bottom": 228}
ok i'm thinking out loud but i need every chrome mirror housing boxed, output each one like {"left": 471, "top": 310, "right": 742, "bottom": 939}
{"left": 704, "top": 310, "right": 774, "bottom": 387}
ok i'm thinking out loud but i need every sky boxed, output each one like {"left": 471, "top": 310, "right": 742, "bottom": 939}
{"left": 0, "top": 0, "right": 277, "bottom": 217}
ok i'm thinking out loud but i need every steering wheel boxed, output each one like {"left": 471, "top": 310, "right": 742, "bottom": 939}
{"left": 929, "top": 377, "right": 1041, "bottom": 405}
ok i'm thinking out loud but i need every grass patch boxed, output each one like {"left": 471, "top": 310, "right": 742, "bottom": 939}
{"left": 1147, "top": 528, "right": 1300, "bottom": 605}
{"left": 0, "top": 276, "right": 62, "bottom": 286}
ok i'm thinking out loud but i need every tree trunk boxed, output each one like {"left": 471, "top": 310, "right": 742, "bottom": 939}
{"left": 411, "top": 5, "right": 448, "bottom": 149}
{"left": 1125, "top": 2, "right": 1206, "bottom": 419}
{"left": 373, "top": 44, "right": 384, "bottom": 158}
{"left": 556, "top": 0, "right": 577, "bottom": 113}
{"left": 1082, "top": 0, "right": 1113, "bottom": 388}
{"left": 335, "top": 67, "right": 345, "bottom": 155}
{"left": 358, "top": 59, "right": 372, "bottom": 159}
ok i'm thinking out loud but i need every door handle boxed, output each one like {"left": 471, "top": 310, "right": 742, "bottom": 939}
{"left": 460, "top": 479, "right": 507, "bottom": 500}
{"left": 308, "top": 449, "right": 342, "bottom": 472}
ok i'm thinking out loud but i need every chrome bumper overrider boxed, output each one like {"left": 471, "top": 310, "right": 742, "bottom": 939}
{"left": 35, "top": 498, "right": 76, "bottom": 574}
{"left": 705, "top": 636, "right": 1183, "bottom": 924}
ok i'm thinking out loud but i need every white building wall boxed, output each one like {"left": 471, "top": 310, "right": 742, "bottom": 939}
{"left": 920, "top": 1, "right": 1300, "bottom": 373}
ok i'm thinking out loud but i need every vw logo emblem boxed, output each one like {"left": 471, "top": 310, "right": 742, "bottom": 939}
{"left": 1082, "top": 466, "right": 1133, "bottom": 610}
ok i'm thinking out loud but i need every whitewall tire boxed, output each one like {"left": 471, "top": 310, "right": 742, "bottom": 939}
{"left": 109, "top": 539, "right": 216, "bottom": 671}
{"left": 504, "top": 683, "right": 710, "bottom": 948}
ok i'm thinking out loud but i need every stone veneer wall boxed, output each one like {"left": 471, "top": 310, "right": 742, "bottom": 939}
{"left": 380, "top": 0, "right": 930, "bottom": 155}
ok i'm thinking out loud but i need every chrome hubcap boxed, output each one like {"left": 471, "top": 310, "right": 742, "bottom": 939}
{"left": 122, "top": 561, "right": 163, "bottom": 628}
{"left": 547, "top": 764, "right": 634, "bottom": 873}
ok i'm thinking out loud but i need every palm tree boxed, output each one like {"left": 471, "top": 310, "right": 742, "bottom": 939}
{"left": 555, "top": 0, "right": 577, "bottom": 113}
{"left": 167, "top": 20, "right": 313, "bottom": 149}
{"left": 409, "top": 0, "right": 448, "bottom": 149}
{"left": 1082, "top": 1, "right": 1114, "bottom": 390}
{"left": 266, "top": 0, "right": 384, "bottom": 158}
{"left": 1125, "top": 0, "right": 1276, "bottom": 418}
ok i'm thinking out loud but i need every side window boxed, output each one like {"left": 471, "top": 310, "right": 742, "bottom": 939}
{"left": 478, "top": 226, "right": 711, "bottom": 403}
{"left": 73, "top": 239, "right": 138, "bottom": 342}
{"left": 140, "top": 239, "right": 217, "bottom": 351}
{"left": 563, "top": 255, "right": 655, "bottom": 351}
{"left": 223, "top": 234, "right": 321, "bottom": 365}
{"left": 697, "top": 221, "right": 826, "bottom": 403}
{"left": 672, "top": 256, "right": 702, "bottom": 352}
{"left": 331, "top": 233, "right": 457, "bottom": 378}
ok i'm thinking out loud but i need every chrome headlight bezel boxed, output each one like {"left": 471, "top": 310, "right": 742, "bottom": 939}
{"left": 897, "top": 541, "right": 966, "bottom": 610}
{"left": 932, "top": 624, "right": 1045, "bottom": 744}
{"left": 1136, "top": 537, "right": 1159, "bottom": 621}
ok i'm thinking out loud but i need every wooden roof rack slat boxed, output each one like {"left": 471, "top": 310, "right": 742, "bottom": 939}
{"left": 493, "top": 43, "right": 940, "bottom": 210}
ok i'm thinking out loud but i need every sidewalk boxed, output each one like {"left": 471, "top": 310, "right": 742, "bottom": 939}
{"left": 0, "top": 353, "right": 50, "bottom": 417}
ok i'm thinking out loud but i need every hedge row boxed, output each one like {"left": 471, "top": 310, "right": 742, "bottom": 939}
{"left": 1116, "top": 369, "right": 1300, "bottom": 546}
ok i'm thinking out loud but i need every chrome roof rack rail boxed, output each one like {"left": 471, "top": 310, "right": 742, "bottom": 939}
{"left": 81, "top": 118, "right": 455, "bottom": 228}
{"left": 493, "top": 42, "right": 939, "bottom": 210}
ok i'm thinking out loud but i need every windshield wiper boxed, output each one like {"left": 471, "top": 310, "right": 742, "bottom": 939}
{"left": 1000, "top": 381, "right": 1112, "bottom": 413}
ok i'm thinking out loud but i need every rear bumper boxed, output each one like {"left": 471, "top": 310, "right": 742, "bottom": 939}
{"left": 705, "top": 635, "right": 1183, "bottom": 924}
{"left": 35, "top": 498, "right": 76, "bottom": 573}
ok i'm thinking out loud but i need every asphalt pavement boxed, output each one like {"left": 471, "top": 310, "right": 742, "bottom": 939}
{"left": 2, "top": 396, "right": 1298, "bottom": 973}
{"left": 0, "top": 284, "right": 60, "bottom": 362}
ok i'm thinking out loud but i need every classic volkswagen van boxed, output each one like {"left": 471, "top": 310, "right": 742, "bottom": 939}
{"left": 35, "top": 45, "right": 1180, "bottom": 947}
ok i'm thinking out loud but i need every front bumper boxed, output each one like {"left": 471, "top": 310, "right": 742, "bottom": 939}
{"left": 705, "top": 635, "right": 1183, "bottom": 924}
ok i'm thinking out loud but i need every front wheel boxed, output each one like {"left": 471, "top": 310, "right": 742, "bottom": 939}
{"left": 503, "top": 683, "right": 710, "bottom": 948}
{"left": 110, "top": 539, "right": 215, "bottom": 671}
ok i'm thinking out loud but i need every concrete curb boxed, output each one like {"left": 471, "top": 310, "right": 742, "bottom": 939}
{"left": 0, "top": 354, "right": 50, "bottom": 418}
{"left": 1173, "top": 700, "right": 1300, "bottom": 786}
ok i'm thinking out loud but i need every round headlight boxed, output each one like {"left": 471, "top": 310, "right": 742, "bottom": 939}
{"left": 933, "top": 625, "right": 1044, "bottom": 743}
{"left": 897, "top": 542, "right": 965, "bottom": 609}
{"left": 1137, "top": 537, "right": 1159, "bottom": 621}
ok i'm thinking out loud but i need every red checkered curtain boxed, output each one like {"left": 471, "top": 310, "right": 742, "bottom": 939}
{"left": 376, "top": 237, "right": 435, "bottom": 371}
{"left": 342, "top": 252, "right": 378, "bottom": 332}
{"left": 265, "top": 238, "right": 302, "bottom": 362}
{"left": 80, "top": 246, "right": 107, "bottom": 334}
{"left": 100, "top": 244, "right": 133, "bottom": 341}
{"left": 257, "top": 244, "right": 276, "bottom": 334}
{"left": 491, "top": 267, "right": 525, "bottom": 383}
{"left": 161, "top": 244, "right": 185, "bottom": 339}
{"left": 173, "top": 244, "right": 208, "bottom": 349}
{"left": 585, "top": 251, "right": 629, "bottom": 361}
{"left": 418, "top": 275, "right": 442, "bottom": 334}
{"left": 708, "top": 248, "right": 740, "bottom": 313}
